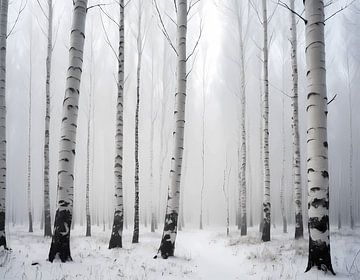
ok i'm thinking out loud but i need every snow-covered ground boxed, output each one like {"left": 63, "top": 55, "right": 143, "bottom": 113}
{"left": 0, "top": 225, "right": 359, "bottom": 279}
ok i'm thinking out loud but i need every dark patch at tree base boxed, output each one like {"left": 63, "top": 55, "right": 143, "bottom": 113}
{"left": 262, "top": 219, "right": 270, "bottom": 242}
{"left": 295, "top": 213, "right": 303, "bottom": 239}
{"left": 241, "top": 214, "right": 247, "bottom": 236}
{"left": 109, "top": 213, "right": 123, "bottom": 249}
{"left": 159, "top": 212, "right": 178, "bottom": 259}
{"left": 48, "top": 209, "right": 73, "bottom": 263}
{"left": 0, "top": 212, "right": 7, "bottom": 249}
{"left": 305, "top": 238, "right": 335, "bottom": 275}
{"left": 86, "top": 215, "right": 91, "bottom": 237}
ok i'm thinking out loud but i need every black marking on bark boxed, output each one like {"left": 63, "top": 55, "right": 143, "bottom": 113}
{"left": 295, "top": 213, "right": 303, "bottom": 239}
{"left": 307, "top": 168, "right": 315, "bottom": 173}
{"left": 159, "top": 212, "right": 178, "bottom": 258}
{"left": 109, "top": 211, "right": 123, "bottom": 249}
{"left": 323, "top": 141, "right": 328, "bottom": 148}
{"left": 48, "top": 209, "right": 73, "bottom": 262}
{"left": 310, "top": 198, "right": 329, "bottom": 209}
{"left": 305, "top": 236, "right": 335, "bottom": 275}
{"left": 321, "top": 171, "right": 329, "bottom": 178}
{"left": 308, "top": 215, "right": 329, "bottom": 233}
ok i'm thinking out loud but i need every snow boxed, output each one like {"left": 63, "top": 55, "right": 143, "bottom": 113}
{"left": 0, "top": 225, "right": 359, "bottom": 279}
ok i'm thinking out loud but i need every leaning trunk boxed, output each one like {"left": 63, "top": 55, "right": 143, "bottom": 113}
{"left": 304, "top": 0, "right": 335, "bottom": 274}
{"left": 158, "top": 0, "right": 187, "bottom": 259}
{"left": 261, "top": 0, "right": 270, "bottom": 242}
{"left": 0, "top": 0, "right": 8, "bottom": 249}
{"left": 43, "top": 0, "right": 53, "bottom": 238}
{"left": 48, "top": 0, "right": 88, "bottom": 262}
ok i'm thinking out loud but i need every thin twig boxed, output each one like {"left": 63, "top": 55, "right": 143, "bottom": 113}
{"left": 325, "top": 0, "right": 357, "bottom": 21}
{"left": 327, "top": 93, "right": 337, "bottom": 105}
{"left": 277, "top": 0, "right": 307, "bottom": 24}
{"left": 7, "top": 0, "right": 27, "bottom": 38}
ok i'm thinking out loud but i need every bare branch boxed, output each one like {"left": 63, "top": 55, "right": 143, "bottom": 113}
{"left": 188, "top": 0, "right": 200, "bottom": 15}
{"left": 7, "top": 0, "right": 27, "bottom": 38}
{"left": 327, "top": 93, "right": 337, "bottom": 105}
{"left": 325, "top": 0, "right": 357, "bottom": 21}
{"left": 87, "top": 2, "right": 114, "bottom": 11}
{"left": 153, "top": 0, "right": 178, "bottom": 55}
{"left": 269, "top": 82, "right": 293, "bottom": 98}
{"left": 99, "top": 11, "right": 119, "bottom": 63}
{"left": 276, "top": 0, "right": 307, "bottom": 24}
{"left": 186, "top": 22, "right": 202, "bottom": 61}
{"left": 36, "top": 0, "right": 48, "bottom": 20}
{"left": 249, "top": 0, "right": 263, "bottom": 24}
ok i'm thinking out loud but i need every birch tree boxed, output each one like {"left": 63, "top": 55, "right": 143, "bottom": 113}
{"left": 132, "top": 0, "right": 145, "bottom": 244}
{"left": 48, "top": 0, "right": 88, "bottom": 262}
{"left": 43, "top": 0, "right": 53, "bottom": 238}
{"left": 304, "top": 0, "right": 335, "bottom": 274}
{"left": 289, "top": 0, "right": 303, "bottom": 239}
{"left": 27, "top": 33, "right": 33, "bottom": 233}
{"left": 155, "top": 0, "right": 193, "bottom": 259}
{"left": 0, "top": 0, "right": 8, "bottom": 249}
{"left": 261, "top": 0, "right": 271, "bottom": 242}
{"left": 109, "top": 0, "right": 125, "bottom": 249}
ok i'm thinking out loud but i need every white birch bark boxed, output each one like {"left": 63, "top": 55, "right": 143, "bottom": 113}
{"left": 132, "top": 1, "right": 143, "bottom": 244}
{"left": 280, "top": 96, "right": 287, "bottom": 234}
{"left": 200, "top": 62, "right": 206, "bottom": 230}
{"left": 43, "top": 0, "right": 53, "bottom": 238}
{"left": 27, "top": 38, "right": 33, "bottom": 233}
{"left": 48, "top": 0, "right": 88, "bottom": 262}
{"left": 304, "top": 0, "right": 334, "bottom": 274}
{"left": 346, "top": 56, "right": 354, "bottom": 230}
{"left": 150, "top": 52, "right": 156, "bottom": 233}
{"left": 261, "top": 0, "right": 271, "bottom": 242}
{"left": 235, "top": 0, "right": 247, "bottom": 237}
{"left": 85, "top": 34, "right": 93, "bottom": 237}
{"left": 0, "top": 0, "right": 8, "bottom": 249}
{"left": 109, "top": 0, "right": 125, "bottom": 249}
{"left": 158, "top": 0, "right": 187, "bottom": 259}
{"left": 289, "top": 0, "right": 303, "bottom": 239}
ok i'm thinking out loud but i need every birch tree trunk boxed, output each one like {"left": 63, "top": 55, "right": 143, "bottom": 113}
{"left": 289, "top": 0, "right": 303, "bottom": 239}
{"left": 48, "top": 0, "right": 88, "bottom": 262}
{"left": 236, "top": 0, "right": 247, "bottom": 237}
{"left": 200, "top": 62, "right": 206, "bottom": 230}
{"left": 43, "top": 0, "right": 53, "bottom": 238}
{"left": 0, "top": 0, "right": 8, "bottom": 250}
{"left": 158, "top": 0, "right": 187, "bottom": 259}
{"left": 261, "top": 0, "right": 271, "bottom": 242}
{"left": 346, "top": 56, "right": 354, "bottom": 230}
{"left": 150, "top": 53, "right": 156, "bottom": 233}
{"left": 109, "top": 0, "right": 125, "bottom": 249}
{"left": 27, "top": 38, "right": 33, "bottom": 233}
{"left": 280, "top": 96, "right": 287, "bottom": 234}
{"left": 304, "top": 0, "right": 335, "bottom": 274}
{"left": 132, "top": 1, "right": 143, "bottom": 244}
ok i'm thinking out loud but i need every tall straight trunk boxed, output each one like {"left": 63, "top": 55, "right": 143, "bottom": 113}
{"left": 235, "top": 0, "right": 247, "bottom": 237}
{"left": 289, "top": 0, "right": 303, "bottom": 239}
{"left": 43, "top": 0, "right": 53, "bottom": 238}
{"left": 132, "top": 1, "right": 143, "bottom": 244}
{"left": 27, "top": 37, "right": 33, "bottom": 233}
{"left": 304, "top": 0, "right": 334, "bottom": 274}
{"left": 48, "top": 0, "right": 88, "bottom": 262}
{"left": 247, "top": 131, "right": 253, "bottom": 228}
{"left": 261, "top": 0, "right": 270, "bottom": 242}
{"left": 109, "top": 0, "right": 125, "bottom": 249}
{"left": 346, "top": 56, "right": 354, "bottom": 230}
{"left": 200, "top": 63, "right": 206, "bottom": 230}
{"left": 150, "top": 53, "right": 156, "bottom": 233}
{"left": 0, "top": 0, "right": 8, "bottom": 250}
{"left": 158, "top": 38, "right": 169, "bottom": 229}
{"left": 85, "top": 66, "right": 92, "bottom": 237}
{"left": 280, "top": 96, "right": 287, "bottom": 234}
{"left": 158, "top": 0, "right": 187, "bottom": 259}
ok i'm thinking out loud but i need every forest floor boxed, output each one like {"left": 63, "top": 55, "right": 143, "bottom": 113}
{"left": 0, "top": 225, "right": 359, "bottom": 279}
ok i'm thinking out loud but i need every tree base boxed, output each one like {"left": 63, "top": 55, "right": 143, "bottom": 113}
{"left": 159, "top": 212, "right": 178, "bottom": 259}
{"left": 305, "top": 238, "right": 335, "bottom": 275}
{"left": 109, "top": 212, "right": 123, "bottom": 249}
{"left": 295, "top": 213, "right": 303, "bottom": 239}
{"left": 48, "top": 209, "right": 72, "bottom": 263}
{"left": 262, "top": 220, "right": 270, "bottom": 242}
